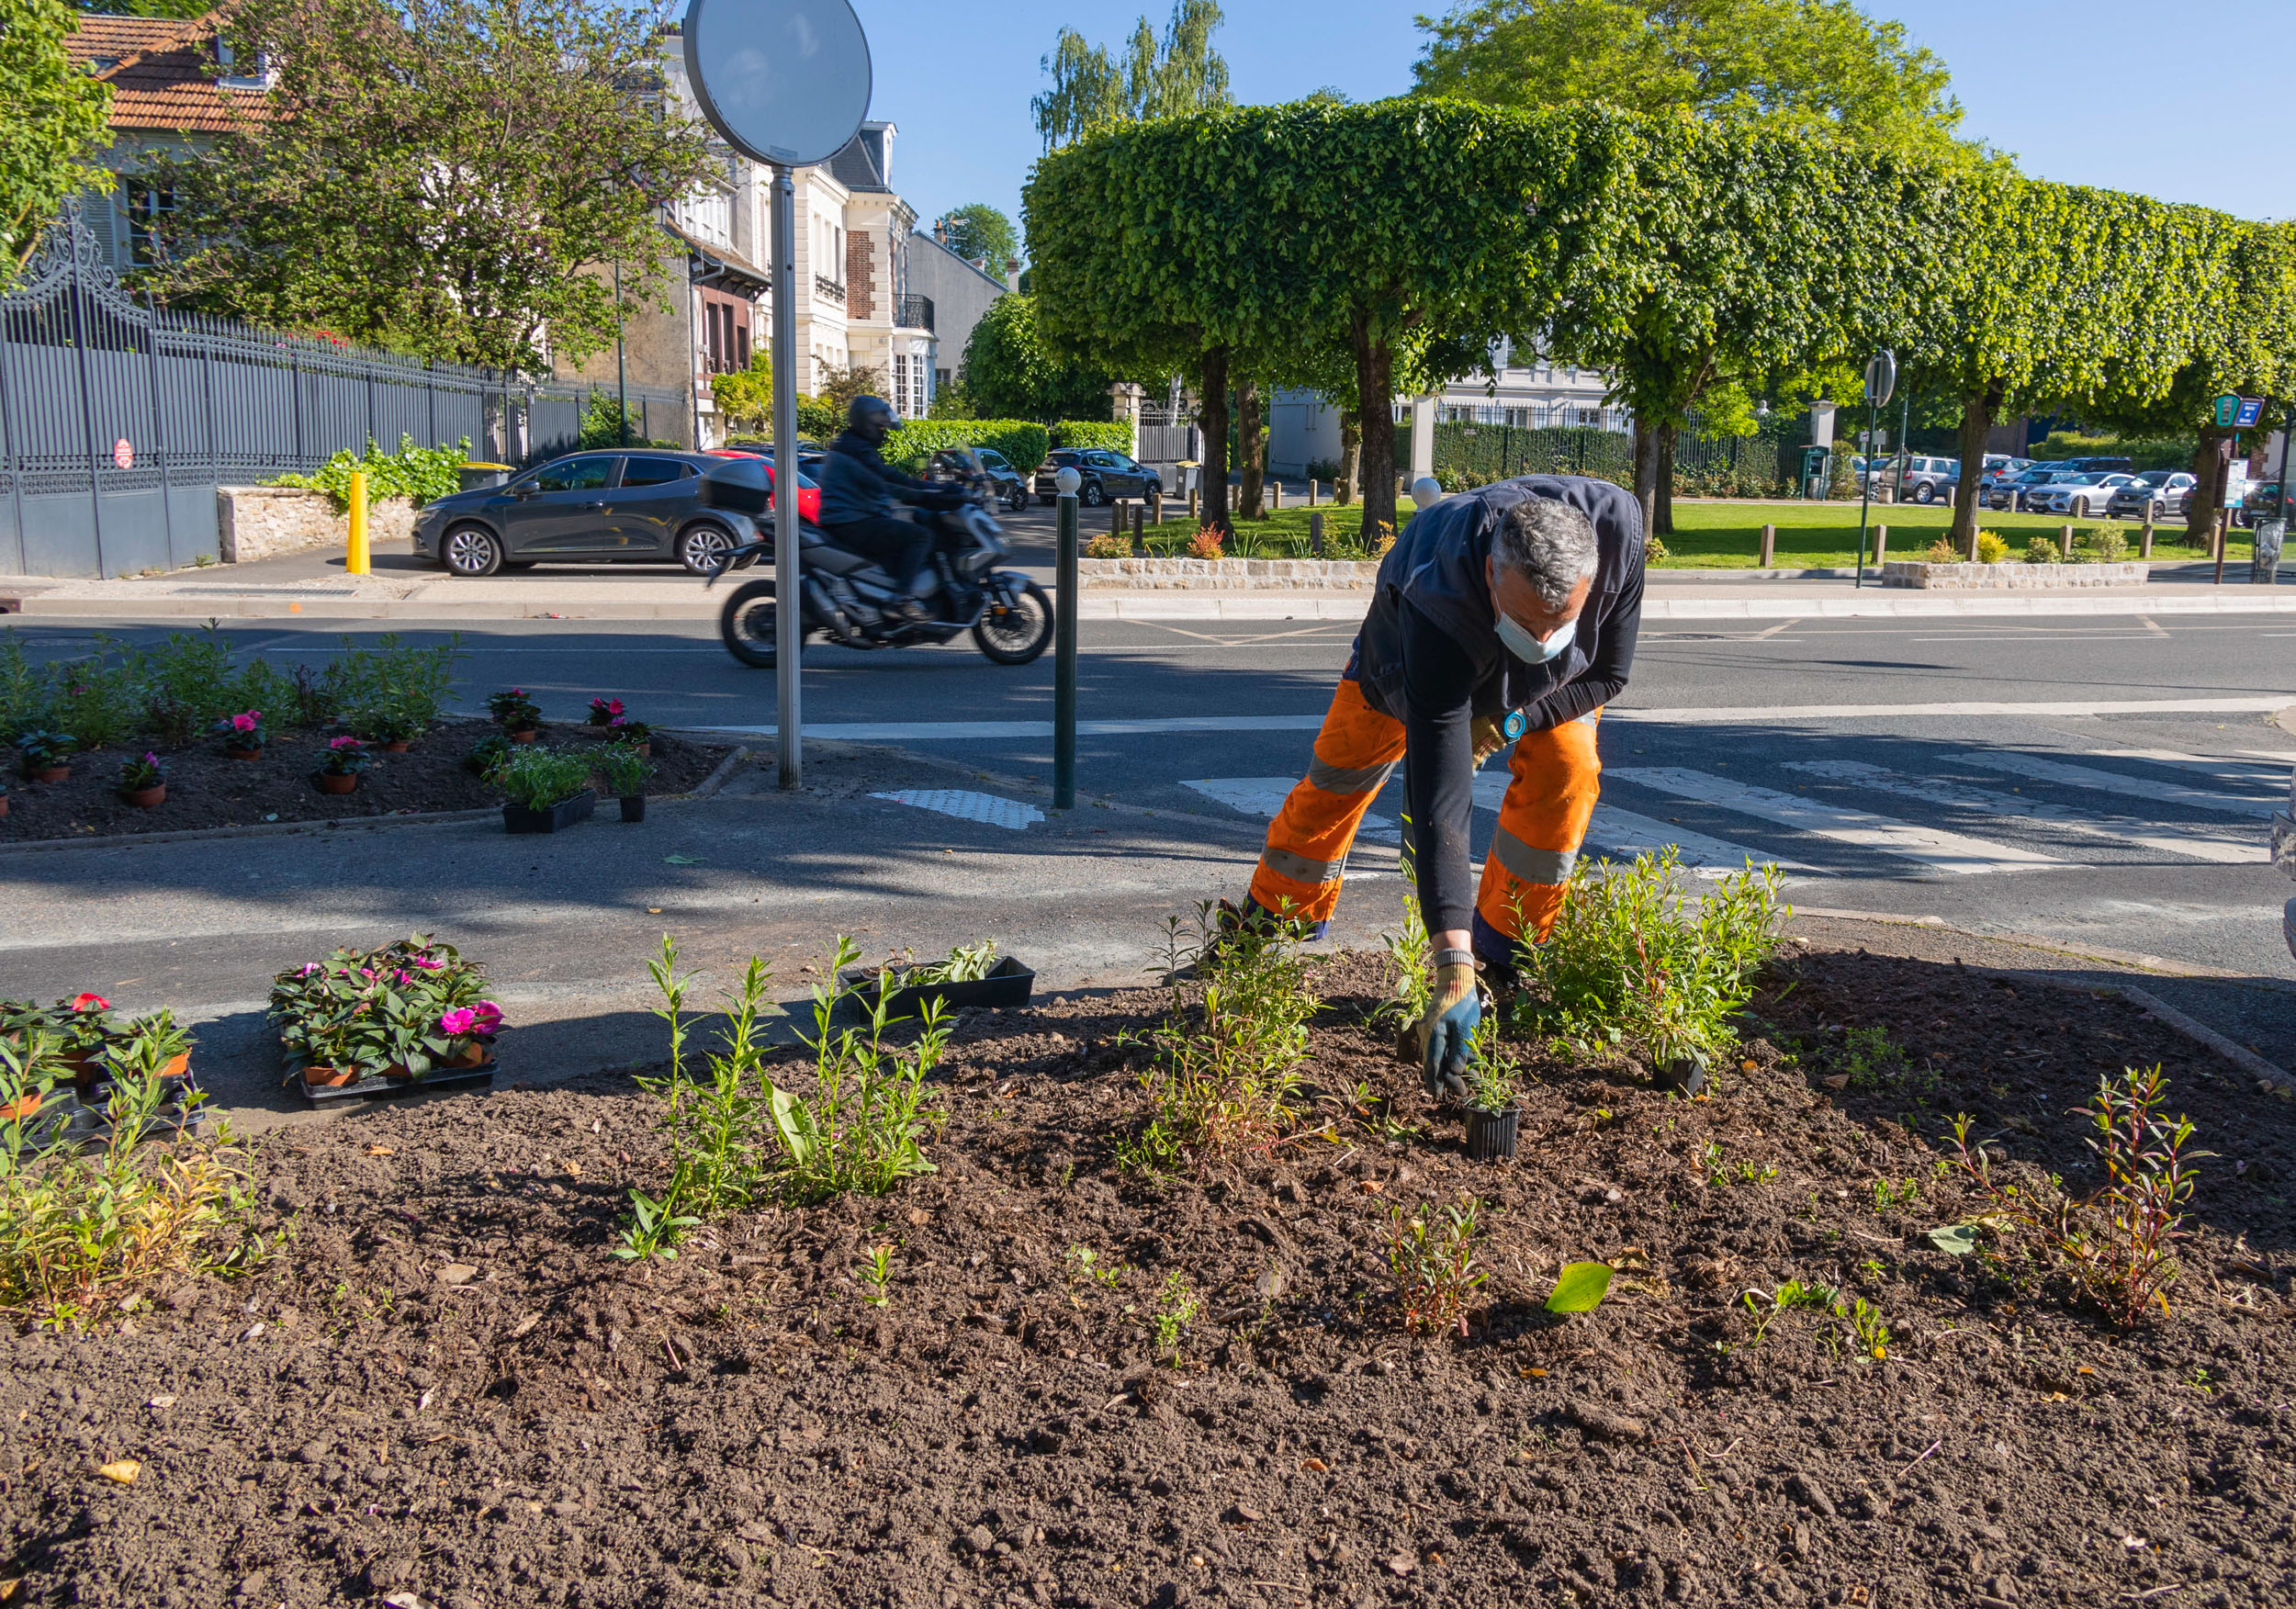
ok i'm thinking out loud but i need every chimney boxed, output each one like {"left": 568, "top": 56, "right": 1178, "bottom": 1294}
{"left": 1006, "top": 257, "right": 1021, "bottom": 293}
{"left": 934, "top": 218, "right": 946, "bottom": 245}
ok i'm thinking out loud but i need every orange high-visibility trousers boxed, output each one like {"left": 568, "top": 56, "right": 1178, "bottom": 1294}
{"left": 1247, "top": 678, "right": 1602, "bottom": 958}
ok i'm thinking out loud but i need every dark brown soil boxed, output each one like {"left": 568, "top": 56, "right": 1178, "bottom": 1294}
{"left": 0, "top": 722, "right": 729, "bottom": 843}
{"left": 4, "top": 941, "right": 2292, "bottom": 1609}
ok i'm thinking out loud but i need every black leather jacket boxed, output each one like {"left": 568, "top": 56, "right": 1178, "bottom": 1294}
{"left": 817, "top": 429, "right": 937, "bottom": 526}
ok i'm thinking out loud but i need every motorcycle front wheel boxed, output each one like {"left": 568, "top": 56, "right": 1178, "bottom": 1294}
{"left": 972, "top": 579, "right": 1053, "bottom": 666}
{"left": 720, "top": 578, "right": 798, "bottom": 669}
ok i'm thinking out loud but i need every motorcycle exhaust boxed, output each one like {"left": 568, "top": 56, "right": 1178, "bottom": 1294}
{"left": 802, "top": 576, "right": 858, "bottom": 642}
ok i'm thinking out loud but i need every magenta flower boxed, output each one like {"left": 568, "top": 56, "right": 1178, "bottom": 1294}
{"left": 439, "top": 1007, "right": 477, "bottom": 1035}
{"left": 231, "top": 712, "right": 259, "bottom": 733}
{"left": 469, "top": 1001, "right": 503, "bottom": 1033}
{"left": 299, "top": 962, "right": 320, "bottom": 976}
{"left": 329, "top": 736, "right": 364, "bottom": 751}
{"left": 411, "top": 955, "right": 445, "bottom": 972}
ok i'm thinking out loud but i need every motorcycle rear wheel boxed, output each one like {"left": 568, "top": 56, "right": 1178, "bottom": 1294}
{"left": 720, "top": 578, "right": 797, "bottom": 669}
{"left": 973, "top": 579, "right": 1053, "bottom": 665}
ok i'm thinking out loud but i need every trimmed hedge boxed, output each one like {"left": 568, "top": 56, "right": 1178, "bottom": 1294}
{"left": 1051, "top": 421, "right": 1136, "bottom": 455}
{"left": 882, "top": 420, "right": 1052, "bottom": 475}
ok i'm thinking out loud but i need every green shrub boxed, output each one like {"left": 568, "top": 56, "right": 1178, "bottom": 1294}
{"left": 2024, "top": 536, "right": 2062, "bottom": 565}
{"left": 796, "top": 394, "right": 841, "bottom": 440}
{"left": 1512, "top": 850, "right": 1784, "bottom": 1075}
{"left": 486, "top": 746, "right": 591, "bottom": 810}
{"left": 268, "top": 434, "right": 471, "bottom": 510}
{"left": 1051, "top": 421, "right": 1135, "bottom": 456}
{"left": 882, "top": 419, "right": 1052, "bottom": 475}
{"left": 2082, "top": 525, "right": 2128, "bottom": 562}
{"left": 2029, "top": 430, "right": 2195, "bottom": 472}
{"left": 1975, "top": 532, "right": 2009, "bottom": 564}
{"left": 327, "top": 634, "right": 457, "bottom": 737}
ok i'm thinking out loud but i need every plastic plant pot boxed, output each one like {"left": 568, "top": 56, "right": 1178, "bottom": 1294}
{"left": 619, "top": 795, "right": 646, "bottom": 823}
{"left": 502, "top": 789, "right": 596, "bottom": 834}
{"left": 313, "top": 771, "right": 360, "bottom": 795}
{"left": 1465, "top": 1105, "right": 1521, "bottom": 1162}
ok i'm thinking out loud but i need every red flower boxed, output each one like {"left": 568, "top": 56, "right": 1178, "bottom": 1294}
{"left": 70, "top": 992, "right": 109, "bottom": 1011}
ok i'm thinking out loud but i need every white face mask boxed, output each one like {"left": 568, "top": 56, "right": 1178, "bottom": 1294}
{"left": 1496, "top": 611, "right": 1575, "bottom": 664}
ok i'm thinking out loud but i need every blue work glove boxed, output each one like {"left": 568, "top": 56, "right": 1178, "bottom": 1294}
{"left": 1413, "top": 962, "right": 1481, "bottom": 1102}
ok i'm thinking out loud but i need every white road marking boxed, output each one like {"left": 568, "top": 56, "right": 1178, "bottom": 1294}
{"left": 1182, "top": 778, "right": 1399, "bottom": 843}
{"left": 2088, "top": 748, "right": 2295, "bottom": 785}
{"left": 692, "top": 696, "right": 2294, "bottom": 744}
{"left": 1608, "top": 767, "right": 2072, "bottom": 875}
{"left": 2138, "top": 615, "right": 2168, "bottom": 636}
{"left": 1750, "top": 618, "right": 1805, "bottom": 639}
{"left": 870, "top": 790, "right": 1043, "bottom": 830}
{"left": 1781, "top": 759, "right": 2260, "bottom": 865}
{"left": 1958, "top": 752, "right": 2279, "bottom": 816}
{"left": 1469, "top": 773, "right": 1820, "bottom": 875}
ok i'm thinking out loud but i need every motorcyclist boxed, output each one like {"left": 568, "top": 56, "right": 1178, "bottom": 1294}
{"left": 816, "top": 394, "right": 963, "bottom": 623}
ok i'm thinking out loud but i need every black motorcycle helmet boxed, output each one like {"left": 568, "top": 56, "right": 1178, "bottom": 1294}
{"left": 846, "top": 394, "right": 896, "bottom": 445}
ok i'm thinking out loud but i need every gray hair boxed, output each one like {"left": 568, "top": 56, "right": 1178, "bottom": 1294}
{"left": 1493, "top": 495, "right": 1599, "bottom": 608}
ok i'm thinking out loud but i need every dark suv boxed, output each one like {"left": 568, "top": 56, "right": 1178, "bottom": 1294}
{"left": 1031, "top": 448, "right": 1164, "bottom": 507}
{"left": 411, "top": 451, "right": 766, "bottom": 577}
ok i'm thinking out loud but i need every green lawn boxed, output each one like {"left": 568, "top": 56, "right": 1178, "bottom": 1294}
{"left": 1111, "top": 496, "right": 2245, "bottom": 569}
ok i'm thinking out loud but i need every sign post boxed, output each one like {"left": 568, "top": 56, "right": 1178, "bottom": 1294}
{"left": 681, "top": 0, "right": 872, "bottom": 790}
{"left": 1854, "top": 350, "right": 1894, "bottom": 589}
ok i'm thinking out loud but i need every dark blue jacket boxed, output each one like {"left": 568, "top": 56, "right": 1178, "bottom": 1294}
{"left": 1351, "top": 475, "right": 1646, "bottom": 936}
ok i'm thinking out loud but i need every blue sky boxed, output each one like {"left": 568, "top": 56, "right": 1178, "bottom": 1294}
{"left": 850, "top": 0, "right": 2292, "bottom": 246}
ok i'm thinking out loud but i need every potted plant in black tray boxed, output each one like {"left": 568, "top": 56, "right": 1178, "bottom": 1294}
{"left": 593, "top": 743, "right": 652, "bottom": 823}
{"left": 1462, "top": 1022, "right": 1521, "bottom": 1162}
{"left": 490, "top": 746, "right": 595, "bottom": 833}
{"left": 841, "top": 939, "right": 1036, "bottom": 1018}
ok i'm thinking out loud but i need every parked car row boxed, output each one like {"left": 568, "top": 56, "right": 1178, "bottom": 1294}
{"left": 1980, "top": 457, "right": 2188, "bottom": 515}
{"left": 1031, "top": 448, "right": 1165, "bottom": 506}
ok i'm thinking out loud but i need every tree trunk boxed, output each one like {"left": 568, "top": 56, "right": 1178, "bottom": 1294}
{"left": 1336, "top": 408, "right": 1359, "bottom": 505}
{"left": 1655, "top": 422, "right": 1678, "bottom": 536}
{"left": 1949, "top": 380, "right": 2002, "bottom": 549}
{"left": 1236, "top": 378, "right": 1266, "bottom": 521}
{"left": 2187, "top": 428, "right": 2232, "bottom": 546}
{"left": 1197, "top": 345, "right": 1232, "bottom": 532}
{"left": 1351, "top": 315, "right": 1397, "bottom": 541}
{"left": 1631, "top": 417, "right": 1660, "bottom": 538}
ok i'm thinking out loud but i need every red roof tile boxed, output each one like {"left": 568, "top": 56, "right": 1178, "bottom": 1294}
{"left": 65, "top": 9, "right": 273, "bottom": 133}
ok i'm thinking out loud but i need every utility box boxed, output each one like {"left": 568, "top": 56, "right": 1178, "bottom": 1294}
{"left": 1799, "top": 444, "right": 1832, "bottom": 501}
{"left": 2255, "top": 518, "right": 2285, "bottom": 584}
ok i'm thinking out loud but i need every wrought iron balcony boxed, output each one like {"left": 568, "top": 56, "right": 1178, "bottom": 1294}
{"left": 894, "top": 295, "right": 934, "bottom": 332}
{"left": 814, "top": 275, "right": 846, "bottom": 306}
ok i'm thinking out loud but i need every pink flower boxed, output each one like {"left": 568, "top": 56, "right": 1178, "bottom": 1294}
{"left": 394, "top": 970, "right": 412, "bottom": 985}
{"left": 231, "top": 712, "right": 258, "bottom": 733}
{"left": 411, "top": 955, "right": 445, "bottom": 972}
{"left": 70, "top": 992, "right": 109, "bottom": 1011}
{"left": 469, "top": 1001, "right": 503, "bottom": 1033}
{"left": 439, "top": 1007, "right": 477, "bottom": 1035}
{"left": 299, "top": 962, "right": 320, "bottom": 976}
{"left": 329, "top": 736, "right": 364, "bottom": 751}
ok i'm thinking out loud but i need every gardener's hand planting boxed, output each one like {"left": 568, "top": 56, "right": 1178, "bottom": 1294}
{"left": 1413, "top": 953, "right": 1480, "bottom": 1101}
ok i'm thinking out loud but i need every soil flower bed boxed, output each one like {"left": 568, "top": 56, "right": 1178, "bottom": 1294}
{"left": 0, "top": 719, "right": 727, "bottom": 843}
{"left": 1, "top": 930, "right": 2290, "bottom": 1607}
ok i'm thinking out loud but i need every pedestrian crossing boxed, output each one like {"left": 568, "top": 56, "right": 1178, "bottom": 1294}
{"left": 1183, "top": 742, "right": 2290, "bottom": 883}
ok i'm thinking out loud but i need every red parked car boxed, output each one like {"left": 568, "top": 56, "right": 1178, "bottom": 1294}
{"left": 704, "top": 447, "right": 821, "bottom": 524}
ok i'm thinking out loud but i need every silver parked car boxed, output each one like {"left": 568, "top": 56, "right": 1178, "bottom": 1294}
{"left": 1892, "top": 455, "right": 1960, "bottom": 505}
{"left": 1982, "top": 461, "right": 2069, "bottom": 512}
{"left": 2106, "top": 469, "right": 2195, "bottom": 519}
{"left": 2024, "top": 471, "right": 2140, "bottom": 518}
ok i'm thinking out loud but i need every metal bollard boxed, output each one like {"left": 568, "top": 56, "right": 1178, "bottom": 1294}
{"left": 1309, "top": 478, "right": 1319, "bottom": 508}
{"left": 1309, "top": 511, "right": 1325, "bottom": 557}
{"left": 1759, "top": 523, "right": 1775, "bottom": 568}
{"left": 345, "top": 470, "right": 370, "bottom": 575}
{"left": 1055, "top": 488, "right": 1078, "bottom": 809}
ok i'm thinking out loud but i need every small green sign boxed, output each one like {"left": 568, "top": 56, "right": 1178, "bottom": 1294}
{"left": 2214, "top": 394, "right": 2242, "bottom": 429}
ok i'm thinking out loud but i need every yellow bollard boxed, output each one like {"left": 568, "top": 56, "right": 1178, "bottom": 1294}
{"left": 345, "top": 469, "right": 370, "bottom": 575}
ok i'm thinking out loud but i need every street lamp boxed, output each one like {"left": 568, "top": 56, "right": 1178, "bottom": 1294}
{"left": 1855, "top": 350, "right": 1895, "bottom": 590}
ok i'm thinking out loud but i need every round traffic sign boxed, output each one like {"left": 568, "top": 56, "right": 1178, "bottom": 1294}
{"left": 112, "top": 437, "right": 133, "bottom": 469}
{"left": 681, "top": 0, "right": 872, "bottom": 168}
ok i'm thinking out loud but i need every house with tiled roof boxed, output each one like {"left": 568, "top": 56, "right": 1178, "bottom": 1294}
{"left": 61, "top": 8, "right": 273, "bottom": 271}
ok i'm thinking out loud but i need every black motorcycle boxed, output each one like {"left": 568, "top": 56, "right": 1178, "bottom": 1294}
{"left": 702, "top": 455, "right": 1052, "bottom": 669}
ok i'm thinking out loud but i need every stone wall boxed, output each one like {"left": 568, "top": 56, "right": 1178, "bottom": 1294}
{"left": 217, "top": 487, "right": 417, "bottom": 564}
{"left": 1880, "top": 559, "right": 2151, "bottom": 591}
{"left": 1079, "top": 557, "right": 1382, "bottom": 591}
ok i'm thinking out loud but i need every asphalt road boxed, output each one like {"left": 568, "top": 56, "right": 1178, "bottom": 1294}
{"left": 6, "top": 607, "right": 2293, "bottom": 1101}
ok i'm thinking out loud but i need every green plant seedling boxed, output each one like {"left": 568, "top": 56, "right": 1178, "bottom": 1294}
{"left": 1152, "top": 1270, "right": 1199, "bottom": 1362}
{"left": 1387, "top": 1199, "right": 1488, "bottom": 1336}
{"left": 1545, "top": 1261, "right": 1614, "bottom": 1314}
{"left": 612, "top": 1187, "right": 698, "bottom": 1261}
{"left": 858, "top": 1244, "right": 895, "bottom": 1307}
{"left": 1872, "top": 1176, "right": 1921, "bottom": 1210}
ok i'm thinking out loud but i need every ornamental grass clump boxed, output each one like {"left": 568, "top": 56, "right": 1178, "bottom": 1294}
{"left": 268, "top": 936, "right": 500, "bottom": 1082}
{"left": 1118, "top": 903, "right": 1318, "bottom": 1176}
{"left": 1512, "top": 849, "right": 1784, "bottom": 1078}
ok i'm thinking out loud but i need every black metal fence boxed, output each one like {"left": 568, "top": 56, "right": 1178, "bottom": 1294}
{"left": 1, "top": 202, "right": 685, "bottom": 579}
{"left": 1433, "top": 422, "right": 1786, "bottom": 496}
